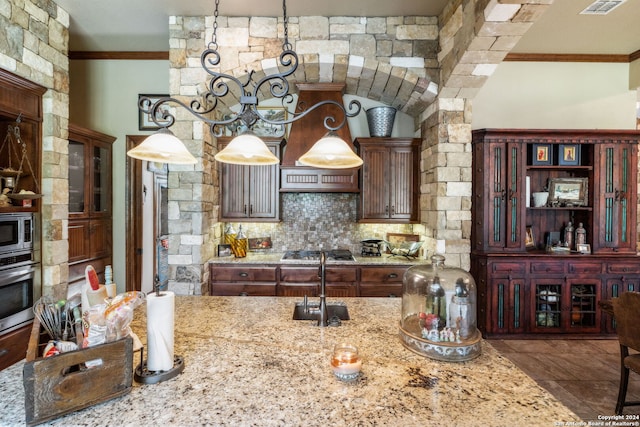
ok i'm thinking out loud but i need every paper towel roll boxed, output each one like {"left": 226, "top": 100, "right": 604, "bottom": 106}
{"left": 147, "top": 291, "right": 175, "bottom": 372}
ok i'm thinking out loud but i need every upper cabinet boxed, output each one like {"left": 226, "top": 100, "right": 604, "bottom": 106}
{"left": 472, "top": 129, "right": 639, "bottom": 255}
{"left": 68, "top": 124, "right": 115, "bottom": 286}
{"left": 219, "top": 137, "right": 283, "bottom": 222}
{"left": 0, "top": 69, "right": 46, "bottom": 213}
{"left": 355, "top": 137, "right": 420, "bottom": 223}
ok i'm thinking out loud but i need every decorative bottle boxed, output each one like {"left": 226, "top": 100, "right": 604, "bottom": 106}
{"left": 224, "top": 223, "right": 236, "bottom": 246}
{"left": 233, "top": 225, "right": 248, "bottom": 258}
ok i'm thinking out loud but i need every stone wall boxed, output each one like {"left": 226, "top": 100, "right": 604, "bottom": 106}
{"left": 0, "top": 0, "right": 69, "bottom": 299}
{"left": 167, "top": 14, "right": 440, "bottom": 294}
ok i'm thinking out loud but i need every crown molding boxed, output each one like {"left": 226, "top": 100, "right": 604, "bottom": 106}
{"left": 69, "top": 51, "right": 169, "bottom": 60}
{"left": 505, "top": 50, "right": 640, "bottom": 63}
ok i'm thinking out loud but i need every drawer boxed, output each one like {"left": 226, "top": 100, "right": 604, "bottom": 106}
{"left": 490, "top": 262, "right": 525, "bottom": 275}
{"left": 280, "top": 266, "right": 357, "bottom": 283}
{"left": 210, "top": 266, "right": 277, "bottom": 282}
{"left": 210, "top": 282, "right": 276, "bottom": 296}
{"left": 360, "top": 267, "right": 408, "bottom": 283}
{"left": 530, "top": 262, "right": 564, "bottom": 274}
{"left": 607, "top": 263, "right": 640, "bottom": 274}
{"left": 280, "top": 267, "right": 319, "bottom": 283}
{"left": 568, "top": 262, "right": 603, "bottom": 274}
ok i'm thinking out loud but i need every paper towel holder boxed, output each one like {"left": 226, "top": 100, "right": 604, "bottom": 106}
{"left": 134, "top": 276, "right": 185, "bottom": 384}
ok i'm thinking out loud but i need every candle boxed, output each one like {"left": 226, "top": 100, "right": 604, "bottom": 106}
{"left": 331, "top": 343, "right": 362, "bottom": 381}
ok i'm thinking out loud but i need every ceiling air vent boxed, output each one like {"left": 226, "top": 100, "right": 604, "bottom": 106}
{"left": 580, "top": 0, "right": 626, "bottom": 14}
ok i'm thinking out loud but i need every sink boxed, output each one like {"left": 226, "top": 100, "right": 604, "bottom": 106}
{"left": 292, "top": 302, "right": 350, "bottom": 321}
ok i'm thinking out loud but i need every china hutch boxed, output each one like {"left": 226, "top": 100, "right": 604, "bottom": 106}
{"left": 471, "top": 129, "right": 640, "bottom": 338}
{"left": 67, "top": 124, "right": 115, "bottom": 289}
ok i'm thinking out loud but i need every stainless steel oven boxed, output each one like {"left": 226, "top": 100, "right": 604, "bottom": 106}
{"left": 0, "top": 261, "right": 36, "bottom": 335}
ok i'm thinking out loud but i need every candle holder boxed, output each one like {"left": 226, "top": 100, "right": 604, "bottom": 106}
{"left": 331, "top": 343, "right": 362, "bottom": 381}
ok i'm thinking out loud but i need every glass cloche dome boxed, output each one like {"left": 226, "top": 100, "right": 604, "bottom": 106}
{"left": 399, "top": 254, "right": 481, "bottom": 361}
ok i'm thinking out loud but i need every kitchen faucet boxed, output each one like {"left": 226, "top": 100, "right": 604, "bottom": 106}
{"left": 300, "top": 251, "right": 331, "bottom": 326}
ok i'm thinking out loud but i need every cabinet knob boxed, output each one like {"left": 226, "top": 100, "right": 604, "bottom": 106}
{"left": 239, "top": 292, "right": 249, "bottom": 296}
{"left": 239, "top": 272, "right": 249, "bottom": 277}
{"left": 388, "top": 273, "right": 398, "bottom": 279}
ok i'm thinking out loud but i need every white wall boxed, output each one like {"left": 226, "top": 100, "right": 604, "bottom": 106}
{"left": 69, "top": 59, "right": 169, "bottom": 292}
{"left": 472, "top": 61, "right": 637, "bottom": 130}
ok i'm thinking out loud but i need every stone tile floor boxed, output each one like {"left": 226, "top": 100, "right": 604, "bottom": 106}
{"left": 488, "top": 339, "right": 640, "bottom": 421}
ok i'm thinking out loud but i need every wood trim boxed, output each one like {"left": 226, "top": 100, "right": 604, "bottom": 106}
{"left": 125, "top": 135, "right": 145, "bottom": 292}
{"left": 504, "top": 52, "right": 631, "bottom": 63}
{"left": 69, "top": 51, "right": 169, "bottom": 60}
{"left": 630, "top": 49, "right": 640, "bottom": 62}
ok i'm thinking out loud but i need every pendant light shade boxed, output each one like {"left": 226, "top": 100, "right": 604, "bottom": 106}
{"left": 126, "top": 128, "right": 198, "bottom": 165}
{"left": 215, "top": 131, "right": 279, "bottom": 165}
{"left": 297, "top": 132, "right": 363, "bottom": 169}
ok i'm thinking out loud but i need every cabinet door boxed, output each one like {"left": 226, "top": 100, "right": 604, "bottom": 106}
{"left": 530, "top": 279, "right": 564, "bottom": 332}
{"left": 484, "top": 142, "right": 525, "bottom": 251}
{"left": 248, "top": 145, "right": 279, "bottom": 218}
{"left": 220, "top": 140, "right": 280, "bottom": 220}
{"left": 90, "top": 219, "right": 112, "bottom": 259}
{"left": 91, "top": 142, "right": 111, "bottom": 216}
{"left": 594, "top": 143, "right": 637, "bottom": 253}
{"left": 360, "top": 145, "right": 390, "bottom": 219}
{"left": 220, "top": 162, "right": 250, "bottom": 219}
{"left": 487, "top": 276, "right": 526, "bottom": 334}
{"left": 603, "top": 275, "right": 640, "bottom": 333}
{"left": 565, "top": 279, "right": 601, "bottom": 333}
{"left": 68, "top": 141, "right": 87, "bottom": 215}
{"left": 389, "top": 145, "right": 418, "bottom": 220}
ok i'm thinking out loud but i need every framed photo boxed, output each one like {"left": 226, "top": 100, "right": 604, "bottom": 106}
{"left": 548, "top": 177, "right": 588, "bottom": 207}
{"left": 525, "top": 225, "right": 535, "bottom": 248}
{"left": 248, "top": 237, "right": 272, "bottom": 250}
{"left": 138, "top": 94, "right": 171, "bottom": 131}
{"left": 558, "top": 144, "right": 580, "bottom": 166}
{"left": 576, "top": 243, "right": 591, "bottom": 254}
{"left": 217, "top": 244, "right": 232, "bottom": 257}
{"left": 532, "top": 144, "right": 553, "bottom": 165}
{"left": 253, "top": 107, "right": 287, "bottom": 138}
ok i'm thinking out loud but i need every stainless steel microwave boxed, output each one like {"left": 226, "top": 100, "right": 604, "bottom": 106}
{"left": 0, "top": 213, "right": 33, "bottom": 254}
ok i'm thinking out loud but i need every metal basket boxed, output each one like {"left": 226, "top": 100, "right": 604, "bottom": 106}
{"left": 366, "top": 106, "right": 397, "bottom": 137}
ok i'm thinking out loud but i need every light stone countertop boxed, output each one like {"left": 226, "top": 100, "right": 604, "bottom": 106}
{"left": 208, "top": 251, "right": 430, "bottom": 265}
{"left": 0, "top": 296, "right": 581, "bottom": 426}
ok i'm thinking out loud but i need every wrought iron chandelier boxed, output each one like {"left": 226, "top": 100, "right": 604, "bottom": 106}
{"left": 127, "top": 0, "right": 363, "bottom": 168}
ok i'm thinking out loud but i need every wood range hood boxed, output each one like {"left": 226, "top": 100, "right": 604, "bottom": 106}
{"left": 280, "top": 83, "right": 359, "bottom": 193}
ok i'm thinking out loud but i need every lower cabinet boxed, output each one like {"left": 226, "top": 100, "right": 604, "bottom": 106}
{"left": 209, "top": 265, "right": 277, "bottom": 296}
{"left": 359, "top": 266, "right": 407, "bottom": 297}
{"left": 0, "top": 323, "right": 32, "bottom": 371}
{"left": 474, "top": 254, "right": 640, "bottom": 337}
{"left": 209, "top": 264, "right": 407, "bottom": 297}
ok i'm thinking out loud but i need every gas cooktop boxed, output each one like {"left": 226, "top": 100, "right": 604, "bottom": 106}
{"left": 280, "top": 250, "right": 356, "bottom": 262}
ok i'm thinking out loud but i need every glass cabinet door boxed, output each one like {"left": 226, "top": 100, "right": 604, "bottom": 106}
{"left": 92, "top": 144, "right": 110, "bottom": 214}
{"left": 68, "top": 141, "right": 86, "bottom": 214}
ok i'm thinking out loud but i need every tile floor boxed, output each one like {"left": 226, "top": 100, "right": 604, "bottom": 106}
{"left": 488, "top": 338, "right": 640, "bottom": 421}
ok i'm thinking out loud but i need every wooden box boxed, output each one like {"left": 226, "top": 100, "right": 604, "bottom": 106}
{"left": 23, "top": 317, "right": 133, "bottom": 426}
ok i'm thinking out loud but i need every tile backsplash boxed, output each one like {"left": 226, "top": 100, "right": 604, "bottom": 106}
{"left": 225, "top": 193, "right": 420, "bottom": 254}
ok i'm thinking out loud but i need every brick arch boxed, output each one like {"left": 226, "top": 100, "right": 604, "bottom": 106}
{"left": 214, "top": 55, "right": 436, "bottom": 122}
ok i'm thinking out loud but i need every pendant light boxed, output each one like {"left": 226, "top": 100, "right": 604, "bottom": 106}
{"left": 298, "top": 132, "right": 363, "bottom": 169}
{"left": 126, "top": 128, "right": 197, "bottom": 164}
{"left": 127, "top": 0, "right": 363, "bottom": 168}
{"left": 214, "top": 131, "right": 279, "bottom": 165}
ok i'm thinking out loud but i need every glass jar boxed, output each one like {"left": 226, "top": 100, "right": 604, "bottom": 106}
{"left": 399, "top": 254, "right": 481, "bottom": 361}
{"left": 232, "top": 225, "right": 248, "bottom": 258}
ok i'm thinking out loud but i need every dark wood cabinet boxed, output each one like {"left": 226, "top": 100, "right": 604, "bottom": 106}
{"left": 68, "top": 124, "right": 115, "bottom": 287}
{"left": 0, "top": 323, "right": 32, "bottom": 371}
{"left": 355, "top": 138, "right": 420, "bottom": 223}
{"left": 209, "top": 263, "right": 407, "bottom": 297}
{"left": 472, "top": 129, "right": 640, "bottom": 337}
{"left": 219, "top": 137, "right": 282, "bottom": 222}
{"left": 209, "top": 265, "right": 277, "bottom": 296}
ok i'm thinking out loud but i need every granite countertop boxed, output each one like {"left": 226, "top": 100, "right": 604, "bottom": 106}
{"left": 209, "top": 251, "right": 429, "bottom": 266}
{"left": 0, "top": 296, "right": 581, "bottom": 426}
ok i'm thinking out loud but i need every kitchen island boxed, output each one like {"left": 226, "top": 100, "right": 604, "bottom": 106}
{"left": 0, "top": 296, "right": 580, "bottom": 426}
